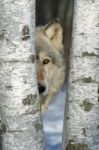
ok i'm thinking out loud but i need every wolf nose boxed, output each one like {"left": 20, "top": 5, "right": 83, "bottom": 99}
{"left": 38, "top": 83, "right": 46, "bottom": 94}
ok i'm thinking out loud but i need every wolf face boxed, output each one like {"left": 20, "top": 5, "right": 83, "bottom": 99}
{"left": 36, "top": 20, "right": 65, "bottom": 113}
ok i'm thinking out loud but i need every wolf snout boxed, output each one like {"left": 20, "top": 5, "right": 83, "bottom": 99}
{"left": 38, "top": 83, "right": 46, "bottom": 94}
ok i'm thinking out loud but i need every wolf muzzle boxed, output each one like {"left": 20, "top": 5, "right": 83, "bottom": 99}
{"left": 38, "top": 83, "right": 46, "bottom": 94}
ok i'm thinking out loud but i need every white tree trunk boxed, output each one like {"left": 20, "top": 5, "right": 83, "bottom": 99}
{"left": 62, "top": 0, "right": 99, "bottom": 150}
{"left": 0, "top": 0, "right": 45, "bottom": 150}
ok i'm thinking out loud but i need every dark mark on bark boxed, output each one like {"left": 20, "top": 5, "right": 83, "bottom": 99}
{"left": 82, "top": 100, "right": 93, "bottom": 112}
{"left": 29, "top": 55, "right": 36, "bottom": 63}
{"left": 7, "top": 130, "right": 23, "bottom": 133}
{"left": 35, "top": 123, "right": 43, "bottom": 132}
{"left": 91, "top": 0, "right": 95, "bottom": 3}
{"left": 97, "top": 125, "right": 99, "bottom": 129}
{"left": 69, "top": 139, "right": 75, "bottom": 143}
{"left": 0, "top": 59, "right": 19, "bottom": 63}
{"left": 5, "top": 85, "right": 12, "bottom": 90}
{"left": 82, "top": 128, "right": 86, "bottom": 136}
{"left": 0, "top": 30, "right": 6, "bottom": 40}
{"left": 0, "top": 121, "right": 6, "bottom": 134}
{"left": 66, "top": 116, "right": 70, "bottom": 120}
{"left": 22, "top": 25, "right": 30, "bottom": 41}
{"left": 23, "top": 79, "right": 27, "bottom": 84}
{"left": 72, "top": 77, "right": 96, "bottom": 83}
{"left": 95, "top": 47, "right": 99, "bottom": 50}
{"left": 0, "top": 33, "right": 4, "bottom": 40}
{"left": 66, "top": 142, "right": 89, "bottom": 150}
{"left": 23, "top": 94, "right": 37, "bottom": 105}
{"left": 82, "top": 77, "right": 94, "bottom": 83}
{"left": 0, "top": 135, "right": 2, "bottom": 150}
{"left": 82, "top": 52, "right": 99, "bottom": 57}
{"left": 22, "top": 108, "right": 41, "bottom": 116}
{"left": 95, "top": 23, "right": 99, "bottom": 27}
{"left": 0, "top": 59, "right": 35, "bottom": 64}
{"left": 98, "top": 84, "right": 99, "bottom": 102}
{"left": 79, "top": 32, "right": 84, "bottom": 35}
{"left": 0, "top": 120, "right": 5, "bottom": 150}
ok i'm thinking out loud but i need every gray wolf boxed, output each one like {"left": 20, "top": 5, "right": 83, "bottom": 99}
{"left": 36, "top": 20, "right": 65, "bottom": 113}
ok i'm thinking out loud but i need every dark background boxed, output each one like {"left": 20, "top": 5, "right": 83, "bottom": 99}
{"left": 36, "top": 0, "right": 71, "bottom": 26}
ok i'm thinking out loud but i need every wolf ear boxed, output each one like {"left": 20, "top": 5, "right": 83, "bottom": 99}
{"left": 44, "top": 20, "right": 63, "bottom": 50}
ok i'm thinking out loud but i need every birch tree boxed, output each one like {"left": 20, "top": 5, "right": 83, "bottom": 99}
{"left": 62, "top": 0, "right": 99, "bottom": 150}
{"left": 0, "top": 0, "right": 45, "bottom": 149}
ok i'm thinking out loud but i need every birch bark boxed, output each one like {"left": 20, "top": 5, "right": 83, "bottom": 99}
{"left": 62, "top": 0, "right": 99, "bottom": 149}
{"left": 0, "top": 0, "right": 45, "bottom": 150}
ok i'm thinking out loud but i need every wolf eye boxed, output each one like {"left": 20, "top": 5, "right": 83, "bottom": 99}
{"left": 43, "top": 59, "right": 50, "bottom": 65}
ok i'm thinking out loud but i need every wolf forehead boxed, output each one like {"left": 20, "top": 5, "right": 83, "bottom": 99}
{"left": 35, "top": 21, "right": 65, "bottom": 66}
{"left": 36, "top": 27, "right": 56, "bottom": 51}
{"left": 36, "top": 29, "right": 59, "bottom": 61}
{"left": 36, "top": 44, "right": 56, "bottom": 62}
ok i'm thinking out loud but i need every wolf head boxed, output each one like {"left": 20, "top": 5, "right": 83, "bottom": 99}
{"left": 36, "top": 20, "right": 65, "bottom": 111}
